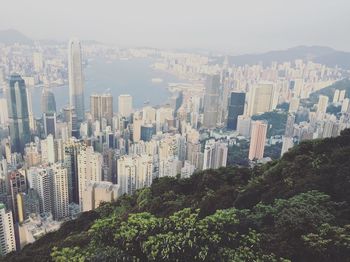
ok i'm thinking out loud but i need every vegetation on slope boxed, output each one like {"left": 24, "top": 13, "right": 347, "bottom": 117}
{"left": 4, "top": 130, "right": 350, "bottom": 262}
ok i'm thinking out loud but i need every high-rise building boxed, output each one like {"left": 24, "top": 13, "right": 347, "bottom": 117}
{"left": 237, "top": 115, "right": 251, "bottom": 138}
{"left": 248, "top": 82, "right": 275, "bottom": 116}
{"left": 117, "top": 154, "right": 153, "bottom": 195}
{"left": 333, "top": 89, "right": 340, "bottom": 103}
{"left": 27, "top": 167, "right": 53, "bottom": 214}
{"left": 82, "top": 181, "right": 119, "bottom": 212}
{"left": 68, "top": 38, "right": 85, "bottom": 124}
{"left": 0, "top": 98, "right": 9, "bottom": 125}
{"left": 63, "top": 106, "right": 78, "bottom": 137}
{"left": 316, "top": 95, "right": 329, "bottom": 118}
{"left": 90, "top": 93, "right": 113, "bottom": 126}
{"left": 33, "top": 52, "right": 43, "bottom": 72}
{"left": 339, "top": 90, "right": 346, "bottom": 103}
{"left": 77, "top": 146, "right": 102, "bottom": 208}
{"left": 284, "top": 114, "right": 296, "bottom": 137}
{"left": 156, "top": 107, "right": 173, "bottom": 132}
{"left": 63, "top": 139, "right": 81, "bottom": 203}
{"left": 289, "top": 97, "right": 300, "bottom": 113}
{"left": 9, "top": 170, "right": 27, "bottom": 222}
{"left": 227, "top": 92, "right": 245, "bottom": 130}
{"left": 7, "top": 74, "right": 31, "bottom": 153}
{"left": 281, "top": 136, "right": 294, "bottom": 156}
{"left": 159, "top": 156, "right": 182, "bottom": 178}
{"left": 26, "top": 84, "right": 35, "bottom": 133}
{"left": 181, "top": 161, "right": 196, "bottom": 178}
{"left": 203, "top": 75, "right": 220, "bottom": 128}
{"left": 118, "top": 94, "right": 133, "bottom": 118}
{"left": 41, "top": 88, "right": 56, "bottom": 114}
{"left": 248, "top": 121, "right": 268, "bottom": 160}
{"left": 52, "top": 163, "right": 69, "bottom": 220}
{"left": 142, "top": 106, "right": 156, "bottom": 124}
{"left": 0, "top": 203, "right": 16, "bottom": 255}
{"left": 202, "top": 139, "right": 228, "bottom": 170}
{"left": 43, "top": 113, "right": 56, "bottom": 138}
{"left": 40, "top": 135, "right": 56, "bottom": 164}
{"left": 16, "top": 189, "right": 40, "bottom": 223}
{"left": 341, "top": 98, "right": 349, "bottom": 113}
{"left": 140, "top": 124, "right": 155, "bottom": 142}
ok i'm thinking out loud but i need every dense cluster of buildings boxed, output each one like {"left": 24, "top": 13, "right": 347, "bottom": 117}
{"left": 0, "top": 39, "right": 348, "bottom": 255}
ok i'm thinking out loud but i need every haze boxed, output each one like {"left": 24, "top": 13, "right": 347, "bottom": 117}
{"left": 1, "top": 0, "right": 349, "bottom": 53}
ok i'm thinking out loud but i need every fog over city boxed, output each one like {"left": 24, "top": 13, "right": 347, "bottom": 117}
{"left": 1, "top": 0, "right": 350, "bottom": 261}
{"left": 1, "top": 0, "right": 350, "bottom": 53}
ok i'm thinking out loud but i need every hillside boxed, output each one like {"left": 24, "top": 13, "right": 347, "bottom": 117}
{"left": 4, "top": 130, "right": 350, "bottom": 262}
{"left": 0, "top": 29, "right": 33, "bottom": 45}
{"left": 215, "top": 46, "right": 350, "bottom": 69}
{"left": 300, "top": 78, "right": 350, "bottom": 109}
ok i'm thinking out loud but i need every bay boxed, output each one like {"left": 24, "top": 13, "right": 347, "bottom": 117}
{"left": 31, "top": 57, "right": 180, "bottom": 117}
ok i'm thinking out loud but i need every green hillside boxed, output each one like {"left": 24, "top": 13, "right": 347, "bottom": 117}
{"left": 5, "top": 130, "right": 350, "bottom": 262}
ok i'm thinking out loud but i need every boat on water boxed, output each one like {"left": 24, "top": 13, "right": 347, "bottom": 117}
{"left": 151, "top": 78, "right": 163, "bottom": 83}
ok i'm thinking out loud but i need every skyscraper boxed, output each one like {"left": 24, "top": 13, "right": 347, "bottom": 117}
{"left": 41, "top": 88, "right": 56, "bottom": 114}
{"left": 118, "top": 94, "right": 133, "bottom": 118}
{"left": 43, "top": 113, "right": 57, "bottom": 138}
{"left": 7, "top": 74, "right": 31, "bottom": 153}
{"left": 77, "top": 146, "right": 102, "bottom": 208}
{"left": 9, "top": 170, "right": 27, "bottom": 222}
{"left": 317, "top": 95, "right": 329, "bottom": 118}
{"left": 203, "top": 75, "right": 220, "bottom": 128}
{"left": 33, "top": 52, "right": 43, "bottom": 72}
{"left": 27, "top": 167, "right": 53, "bottom": 214}
{"left": 0, "top": 203, "right": 16, "bottom": 255}
{"left": 52, "top": 163, "right": 69, "bottom": 220}
{"left": 90, "top": 93, "right": 113, "bottom": 126}
{"left": 227, "top": 92, "right": 245, "bottom": 130}
{"left": 202, "top": 139, "right": 228, "bottom": 170}
{"left": 68, "top": 38, "right": 84, "bottom": 124}
{"left": 248, "top": 82, "right": 275, "bottom": 116}
{"left": 248, "top": 121, "right": 268, "bottom": 160}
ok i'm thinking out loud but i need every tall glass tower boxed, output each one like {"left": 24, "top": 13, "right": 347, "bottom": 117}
{"left": 68, "top": 38, "right": 84, "bottom": 125}
{"left": 7, "top": 74, "right": 31, "bottom": 153}
{"left": 227, "top": 92, "right": 245, "bottom": 130}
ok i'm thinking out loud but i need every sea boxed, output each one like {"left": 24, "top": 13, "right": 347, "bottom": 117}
{"left": 30, "top": 57, "right": 181, "bottom": 117}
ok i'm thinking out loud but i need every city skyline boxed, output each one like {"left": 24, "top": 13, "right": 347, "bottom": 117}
{"left": 0, "top": 2, "right": 349, "bottom": 260}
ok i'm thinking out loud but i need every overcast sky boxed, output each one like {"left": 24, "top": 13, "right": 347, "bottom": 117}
{"left": 1, "top": 0, "right": 349, "bottom": 54}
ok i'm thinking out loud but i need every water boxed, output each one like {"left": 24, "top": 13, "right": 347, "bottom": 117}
{"left": 31, "top": 57, "right": 180, "bottom": 117}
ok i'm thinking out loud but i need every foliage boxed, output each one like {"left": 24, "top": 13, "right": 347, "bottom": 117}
{"left": 252, "top": 110, "right": 288, "bottom": 137}
{"left": 227, "top": 139, "right": 249, "bottom": 166}
{"left": 302, "top": 223, "right": 350, "bottom": 261}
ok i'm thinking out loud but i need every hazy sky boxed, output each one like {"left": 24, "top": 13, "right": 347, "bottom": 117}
{"left": 1, "top": 0, "right": 349, "bottom": 53}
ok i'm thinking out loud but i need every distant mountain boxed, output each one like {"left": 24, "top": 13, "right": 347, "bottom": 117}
{"left": 0, "top": 29, "right": 33, "bottom": 45}
{"left": 217, "top": 46, "right": 350, "bottom": 69}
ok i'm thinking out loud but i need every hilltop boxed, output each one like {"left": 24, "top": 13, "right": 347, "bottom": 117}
{"left": 0, "top": 29, "right": 33, "bottom": 45}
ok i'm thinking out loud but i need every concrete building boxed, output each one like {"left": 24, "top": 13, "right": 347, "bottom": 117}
{"left": 118, "top": 94, "right": 133, "bottom": 118}
{"left": 82, "top": 181, "right": 120, "bottom": 212}
{"left": 248, "top": 121, "right": 268, "bottom": 160}
{"left": 90, "top": 93, "right": 113, "bottom": 126}
{"left": 248, "top": 82, "right": 275, "bottom": 116}
{"left": 77, "top": 146, "right": 102, "bottom": 208}
{"left": 202, "top": 139, "right": 228, "bottom": 170}
{"left": 203, "top": 75, "right": 220, "bottom": 128}
{"left": 0, "top": 203, "right": 16, "bottom": 255}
